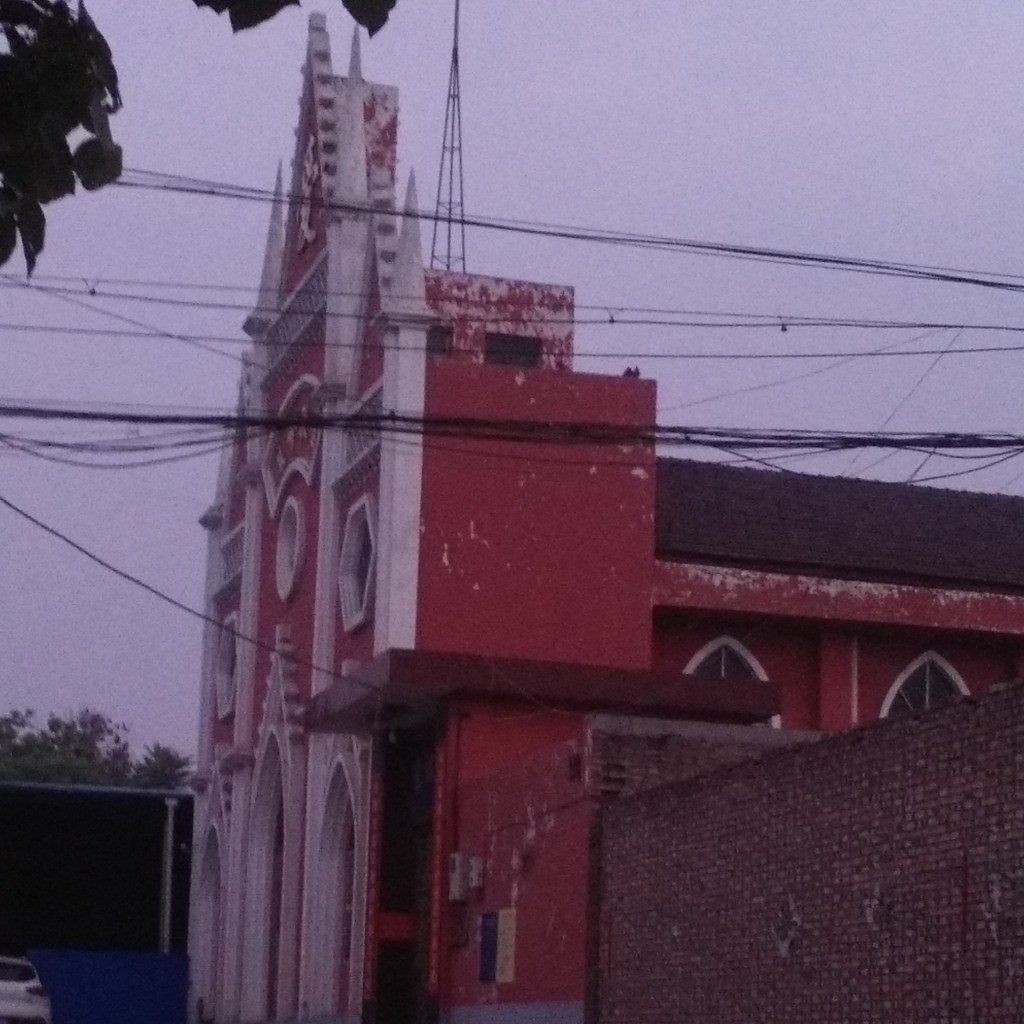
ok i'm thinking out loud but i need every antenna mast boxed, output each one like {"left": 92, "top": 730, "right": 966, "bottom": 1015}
{"left": 430, "top": 0, "right": 466, "bottom": 271}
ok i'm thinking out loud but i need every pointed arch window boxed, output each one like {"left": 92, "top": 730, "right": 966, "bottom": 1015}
{"left": 882, "top": 654, "right": 966, "bottom": 718}
{"left": 684, "top": 637, "right": 767, "bottom": 682}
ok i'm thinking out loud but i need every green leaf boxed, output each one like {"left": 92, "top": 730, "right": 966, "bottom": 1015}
{"left": 72, "top": 136, "right": 122, "bottom": 190}
{"left": 15, "top": 197, "right": 44, "bottom": 276}
{"left": 189, "top": 0, "right": 397, "bottom": 34}
{"left": 0, "top": 213, "right": 16, "bottom": 269}
{"left": 341, "top": 0, "right": 396, "bottom": 36}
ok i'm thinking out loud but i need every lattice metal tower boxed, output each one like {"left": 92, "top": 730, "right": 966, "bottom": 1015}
{"left": 430, "top": 0, "right": 466, "bottom": 271}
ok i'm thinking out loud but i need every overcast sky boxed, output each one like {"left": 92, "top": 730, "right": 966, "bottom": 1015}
{"left": 4, "top": 1, "right": 1024, "bottom": 753}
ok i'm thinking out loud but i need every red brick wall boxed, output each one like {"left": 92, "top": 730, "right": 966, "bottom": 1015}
{"left": 595, "top": 683, "right": 1024, "bottom": 1024}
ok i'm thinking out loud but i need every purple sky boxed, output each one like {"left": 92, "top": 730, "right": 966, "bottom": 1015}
{"left": 3, "top": 1, "right": 1024, "bottom": 752}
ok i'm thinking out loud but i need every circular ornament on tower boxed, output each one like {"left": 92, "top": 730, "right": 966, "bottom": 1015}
{"left": 276, "top": 495, "right": 305, "bottom": 602}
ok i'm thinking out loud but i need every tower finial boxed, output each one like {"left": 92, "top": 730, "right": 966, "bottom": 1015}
{"left": 389, "top": 169, "right": 429, "bottom": 318}
{"left": 430, "top": 0, "right": 466, "bottom": 272}
{"left": 348, "top": 24, "right": 362, "bottom": 80}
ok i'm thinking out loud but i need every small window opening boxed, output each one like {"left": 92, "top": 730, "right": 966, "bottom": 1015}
{"left": 354, "top": 519, "right": 373, "bottom": 601}
{"left": 427, "top": 325, "right": 453, "bottom": 357}
{"left": 484, "top": 333, "right": 541, "bottom": 368}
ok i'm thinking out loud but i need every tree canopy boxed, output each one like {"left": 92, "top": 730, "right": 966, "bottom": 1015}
{"left": 0, "top": 708, "right": 193, "bottom": 789}
{"left": 194, "top": 0, "right": 397, "bottom": 35}
{"left": 0, "top": 0, "right": 397, "bottom": 274}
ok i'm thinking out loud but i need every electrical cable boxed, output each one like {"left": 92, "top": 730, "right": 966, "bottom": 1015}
{"left": 12, "top": 310, "right": 1024, "bottom": 363}
{"left": 13, "top": 275, "right": 1024, "bottom": 337}
{"left": 0, "top": 275, "right": 245, "bottom": 365}
{"left": 15, "top": 276, "right": 1024, "bottom": 336}
{"left": 0, "top": 487, "right": 383, "bottom": 698}
{"left": 843, "top": 328, "right": 964, "bottom": 478}
{"left": 3, "top": 401, "right": 1024, "bottom": 460}
{"left": 117, "top": 167, "right": 1024, "bottom": 296}
{"left": 658, "top": 327, "right": 950, "bottom": 414}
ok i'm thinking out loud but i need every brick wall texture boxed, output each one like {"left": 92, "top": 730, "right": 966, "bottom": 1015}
{"left": 595, "top": 683, "right": 1024, "bottom": 1024}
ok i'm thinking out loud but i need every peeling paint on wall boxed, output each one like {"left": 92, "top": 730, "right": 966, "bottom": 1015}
{"left": 425, "top": 271, "right": 575, "bottom": 370}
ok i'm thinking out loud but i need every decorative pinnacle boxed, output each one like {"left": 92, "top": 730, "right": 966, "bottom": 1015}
{"left": 348, "top": 25, "right": 363, "bottom": 81}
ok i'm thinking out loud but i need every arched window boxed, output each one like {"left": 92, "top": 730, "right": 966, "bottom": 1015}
{"left": 684, "top": 637, "right": 768, "bottom": 682}
{"left": 882, "top": 653, "right": 967, "bottom": 718}
{"left": 308, "top": 766, "right": 357, "bottom": 1017}
{"left": 194, "top": 829, "right": 222, "bottom": 1023}
{"left": 242, "top": 738, "right": 285, "bottom": 1022}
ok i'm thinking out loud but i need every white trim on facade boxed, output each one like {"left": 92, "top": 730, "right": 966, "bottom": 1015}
{"left": 241, "top": 735, "right": 285, "bottom": 1022}
{"left": 878, "top": 650, "right": 969, "bottom": 718}
{"left": 214, "top": 613, "right": 239, "bottom": 721}
{"left": 275, "top": 496, "right": 306, "bottom": 602}
{"left": 192, "top": 825, "right": 225, "bottom": 1023}
{"left": 683, "top": 635, "right": 770, "bottom": 681}
{"left": 339, "top": 494, "right": 377, "bottom": 632}
{"left": 262, "top": 373, "right": 324, "bottom": 519}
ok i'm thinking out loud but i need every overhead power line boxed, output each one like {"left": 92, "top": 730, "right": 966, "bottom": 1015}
{"left": 13, "top": 314, "right": 1024, "bottom": 363}
{"left": 117, "top": 167, "right": 1024, "bottom": 296}
{"left": 0, "top": 275, "right": 245, "bottom": 365}
{"left": 0, "top": 488, "right": 382, "bottom": 698}
{"left": 24, "top": 270, "right": 1024, "bottom": 335}
{"left": 13, "top": 278, "right": 1024, "bottom": 336}
{"left": 3, "top": 402, "right": 1024, "bottom": 462}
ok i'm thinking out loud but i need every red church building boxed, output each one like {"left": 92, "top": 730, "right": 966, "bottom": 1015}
{"left": 189, "top": 16, "right": 1024, "bottom": 1024}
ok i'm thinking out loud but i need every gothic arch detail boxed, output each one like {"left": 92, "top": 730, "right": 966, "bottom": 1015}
{"left": 880, "top": 651, "right": 968, "bottom": 718}
{"left": 193, "top": 826, "right": 224, "bottom": 1022}
{"left": 242, "top": 736, "right": 285, "bottom": 1021}
{"left": 684, "top": 636, "right": 769, "bottom": 681}
{"left": 307, "top": 763, "right": 357, "bottom": 1015}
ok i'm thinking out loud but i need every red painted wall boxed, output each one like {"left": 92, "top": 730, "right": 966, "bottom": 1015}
{"left": 418, "top": 363, "right": 655, "bottom": 670}
{"left": 651, "top": 612, "right": 820, "bottom": 729}
{"left": 443, "top": 702, "right": 590, "bottom": 1009}
{"left": 854, "top": 634, "right": 1015, "bottom": 721}
{"left": 247, "top": 337, "right": 326, "bottom": 731}
{"left": 652, "top": 609, "right": 1021, "bottom": 731}
{"left": 251, "top": 475, "right": 319, "bottom": 722}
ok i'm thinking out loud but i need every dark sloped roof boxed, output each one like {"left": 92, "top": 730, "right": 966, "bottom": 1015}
{"left": 655, "top": 458, "right": 1024, "bottom": 590}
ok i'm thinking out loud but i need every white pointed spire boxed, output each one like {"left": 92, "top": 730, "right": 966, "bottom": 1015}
{"left": 388, "top": 170, "right": 430, "bottom": 318}
{"left": 348, "top": 25, "right": 362, "bottom": 81}
{"left": 243, "top": 163, "right": 284, "bottom": 338}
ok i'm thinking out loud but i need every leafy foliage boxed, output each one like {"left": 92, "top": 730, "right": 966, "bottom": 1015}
{"left": 0, "top": 708, "right": 193, "bottom": 789}
{"left": 0, "top": 0, "right": 398, "bottom": 274}
{"left": 132, "top": 742, "right": 194, "bottom": 790}
{"left": 193, "top": 0, "right": 398, "bottom": 35}
{"left": 0, "top": 0, "right": 122, "bottom": 274}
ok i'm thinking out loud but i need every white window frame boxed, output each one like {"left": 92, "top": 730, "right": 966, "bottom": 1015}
{"left": 215, "top": 614, "right": 239, "bottom": 720}
{"left": 683, "top": 636, "right": 769, "bottom": 681}
{"left": 275, "top": 495, "right": 305, "bottom": 602}
{"left": 879, "top": 651, "right": 968, "bottom": 718}
{"left": 338, "top": 494, "right": 377, "bottom": 632}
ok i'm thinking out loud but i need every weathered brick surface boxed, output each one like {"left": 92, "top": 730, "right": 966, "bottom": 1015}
{"left": 595, "top": 684, "right": 1024, "bottom": 1024}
